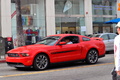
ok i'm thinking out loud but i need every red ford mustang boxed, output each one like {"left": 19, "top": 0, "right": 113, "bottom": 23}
{"left": 6, "top": 34, "right": 105, "bottom": 70}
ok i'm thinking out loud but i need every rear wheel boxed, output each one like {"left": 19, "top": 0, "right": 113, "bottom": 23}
{"left": 33, "top": 54, "right": 49, "bottom": 70}
{"left": 86, "top": 49, "right": 98, "bottom": 64}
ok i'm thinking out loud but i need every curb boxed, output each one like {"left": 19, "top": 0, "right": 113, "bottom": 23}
{"left": 0, "top": 60, "right": 6, "bottom": 63}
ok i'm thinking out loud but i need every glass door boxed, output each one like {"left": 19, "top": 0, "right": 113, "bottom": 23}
{"left": 55, "top": 17, "right": 85, "bottom": 35}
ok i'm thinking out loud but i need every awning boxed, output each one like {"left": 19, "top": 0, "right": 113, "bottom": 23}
{"left": 105, "top": 18, "right": 120, "bottom": 24}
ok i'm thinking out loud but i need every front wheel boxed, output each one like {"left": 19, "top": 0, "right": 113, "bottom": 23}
{"left": 33, "top": 54, "right": 49, "bottom": 70}
{"left": 86, "top": 49, "right": 98, "bottom": 64}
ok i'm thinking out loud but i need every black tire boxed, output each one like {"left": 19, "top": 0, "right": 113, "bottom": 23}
{"left": 33, "top": 54, "right": 49, "bottom": 70}
{"left": 86, "top": 49, "right": 98, "bottom": 64}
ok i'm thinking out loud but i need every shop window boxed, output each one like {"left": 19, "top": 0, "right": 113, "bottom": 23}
{"left": 11, "top": 0, "right": 46, "bottom": 47}
{"left": 55, "top": 0, "right": 84, "bottom": 15}
{"left": 92, "top": 0, "right": 116, "bottom": 15}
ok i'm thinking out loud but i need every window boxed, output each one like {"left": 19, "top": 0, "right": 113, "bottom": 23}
{"left": 72, "top": 36, "right": 79, "bottom": 43}
{"left": 92, "top": 0, "right": 116, "bottom": 24}
{"left": 108, "top": 34, "right": 117, "bottom": 39}
{"left": 55, "top": 0, "right": 84, "bottom": 15}
{"left": 60, "top": 36, "right": 79, "bottom": 44}
{"left": 92, "top": 0, "right": 116, "bottom": 15}
{"left": 36, "top": 36, "right": 61, "bottom": 46}
{"left": 101, "top": 34, "right": 109, "bottom": 40}
{"left": 82, "top": 37, "right": 90, "bottom": 41}
{"left": 11, "top": 0, "right": 46, "bottom": 46}
{"left": 55, "top": 0, "right": 85, "bottom": 35}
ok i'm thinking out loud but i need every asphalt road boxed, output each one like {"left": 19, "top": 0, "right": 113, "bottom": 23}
{"left": 0, "top": 53, "right": 114, "bottom": 80}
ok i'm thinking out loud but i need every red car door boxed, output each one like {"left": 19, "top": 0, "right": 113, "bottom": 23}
{"left": 50, "top": 43, "right": 82, "bottom": 63}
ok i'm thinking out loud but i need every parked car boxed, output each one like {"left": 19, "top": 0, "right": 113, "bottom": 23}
{"left": 6, "top": 34, "right": 105, "bottom": 70}
{"left": 91, "top": 33, "right": 117, "bottom": 52}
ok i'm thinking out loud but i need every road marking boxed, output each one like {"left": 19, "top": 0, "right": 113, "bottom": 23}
{"left": 0, "top": 76, "right": 3, "bottom": 78}
{"left": 0, "top": 62, "right": 114, "bottom": 78}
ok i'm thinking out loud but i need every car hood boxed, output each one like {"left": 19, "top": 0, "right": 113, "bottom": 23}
{"left": 7, "top": 44, "right": 50, "bottom": 53}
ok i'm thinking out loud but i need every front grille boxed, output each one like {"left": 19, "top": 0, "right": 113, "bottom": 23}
{"left": 7, "top": 53, "right": 20, "bottom": 57}
{"left": 7, "top": 62, "right": 25, "bottom": 67}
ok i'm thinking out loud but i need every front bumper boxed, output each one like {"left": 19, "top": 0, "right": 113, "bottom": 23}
{"left": 6, "top": 56, "right": 33, "bottom": 67}
{"left": 7, "top": 62, "right": 26, "bottom": 67}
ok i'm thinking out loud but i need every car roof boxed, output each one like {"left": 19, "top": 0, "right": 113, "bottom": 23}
{"left": 93, "top": 33, "right": 117, "bottom": 36}
{"left": 48, "top": 34, "right": 86, "bottom": 37}
{"left": 95, "top": 33, "right": 116, "bottom": 34}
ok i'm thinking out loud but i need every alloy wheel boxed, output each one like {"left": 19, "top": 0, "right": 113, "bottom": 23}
{"left": 33, "top": 54, "right": 49, "bottom": 70}
{"left": 86, "top": 49, "right": 98, "bottom": 64}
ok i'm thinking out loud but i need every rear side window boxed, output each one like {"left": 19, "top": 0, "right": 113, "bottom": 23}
{"left": 82, "top": 37, "right": 90, "bottom": 41}
{"left": 108, "top": 34, "right": 117, "bottom": 39}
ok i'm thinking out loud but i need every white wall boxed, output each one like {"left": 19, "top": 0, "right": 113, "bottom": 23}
{"left": 84, "top": 0, "right": 93, "bottom": 34}
{"left": 45, "top": 0, "right": 55, "bottom": 36}
{"left": 1, "top": 0, "right": 11, "bottom": 37}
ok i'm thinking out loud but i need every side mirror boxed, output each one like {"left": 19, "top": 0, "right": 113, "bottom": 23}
{"left": 58, "top": 42, "right": 66, "bottom": 45}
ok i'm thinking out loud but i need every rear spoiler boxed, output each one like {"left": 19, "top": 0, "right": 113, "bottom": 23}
{"left": 91, "top": 37, "right": 103, "bottom": 41}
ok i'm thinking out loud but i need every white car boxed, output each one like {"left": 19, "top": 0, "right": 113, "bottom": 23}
{"left": 91, "top": 33, "right": 117, "bottom": 51}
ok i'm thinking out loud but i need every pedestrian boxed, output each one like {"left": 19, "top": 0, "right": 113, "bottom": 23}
{"left": 64, "top": 37, "right": 73, "bottom": 44}
{"left": 70, "top": 31, "right": 73, "bottom": 34}
{"left": 112, "top": 22, "right": 120, "bottom": 80}
{"left": 25, "top": 27, "right": 33, "bottom": 42}
{"left": 65, "top": 31, "right": 68, "bottom": 34}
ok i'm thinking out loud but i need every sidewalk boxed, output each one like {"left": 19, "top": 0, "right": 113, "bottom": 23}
{"left": 0, "top": 55, "right": 6, "bottom": 63}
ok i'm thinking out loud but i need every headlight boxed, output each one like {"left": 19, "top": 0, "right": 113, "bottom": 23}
{"left": 20, "top": 53, "right": 30, "bottom": 57}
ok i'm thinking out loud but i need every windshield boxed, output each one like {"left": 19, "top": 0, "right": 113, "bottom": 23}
{"left": 36, "top": 36, "right": 61, "bottom": 45}
{"left": 91, "top": 34, "right": 100, "bottom": 37}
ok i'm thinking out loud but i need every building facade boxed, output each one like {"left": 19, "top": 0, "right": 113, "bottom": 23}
{"left": 0, "top": 0, "right": 120, "bottom": 45}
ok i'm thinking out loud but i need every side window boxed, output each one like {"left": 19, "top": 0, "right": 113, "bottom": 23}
{"left": 101, "top": 34, "right": 109, "bottom": 40}
{"left": 72, "top": 36, "right": 79, "bottom": 43}
{"left": 60, "top": 36, "right": 79, "bottom": 44}
{"left": 82, "top": 37, "right": 90, "bottom": 41}
{"left": 108, "top": 34, "right": 117, "bottom": 39}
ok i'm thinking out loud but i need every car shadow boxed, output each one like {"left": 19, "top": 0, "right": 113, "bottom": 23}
{"left": 13, "top": 61, "right": 104, "bottom": 71}
{"left": 106, "top": 50, "right": 114, "bottom": 54}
